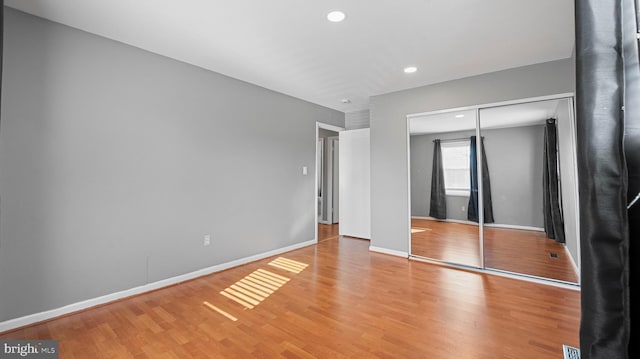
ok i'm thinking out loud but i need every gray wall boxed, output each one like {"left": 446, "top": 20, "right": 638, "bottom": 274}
{"left": 483, "top": 125, "right": 545, "bottom": 227}
{"left": 370, "top": 59, "right": 574, "bottom": 253}
{"left": 410, "top": 125, "right": 545, "bottom": 228}
{"left": 0, "top": 9, "right": 344, "bottom": 322}
{"left": 345, "top": 110, "right": 370, "bottom": 130}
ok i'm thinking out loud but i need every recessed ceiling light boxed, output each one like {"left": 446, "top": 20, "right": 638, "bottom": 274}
{"left": 341, "top": 98, "right": 351, "bottom": 104}
{"left": 403, "top": 66, "right": 418, "bottom": 74}
{"left": 455, "top": 114, "right": 465, "bottom": 118}
{"left": 327, "top": 11, "right": 346, "bottom": 22}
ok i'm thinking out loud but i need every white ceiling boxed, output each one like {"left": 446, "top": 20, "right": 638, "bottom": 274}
{"left": 5, "top": 0, "right": 575, "bottom": 113}
{"left": 409, "top": 99, "right": 562, "bottom": 135}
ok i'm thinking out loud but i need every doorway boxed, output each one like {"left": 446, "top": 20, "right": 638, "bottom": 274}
{"left": 316, "top": 123, "right": 343, "bottom": 242}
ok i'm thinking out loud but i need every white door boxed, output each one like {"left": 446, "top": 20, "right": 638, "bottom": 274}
{"left": 339, "top": 129, "right": 370, "bottom": 239}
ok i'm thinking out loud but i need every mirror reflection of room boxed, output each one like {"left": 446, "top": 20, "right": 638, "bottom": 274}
{"left": 410, "top": 110, "right": 482, "bottom": 268}
{"left": 409, "top": 98, "right": 579, "bottom": 284}
{"left": 480, "top": 99, "right": 579, "bottom": 283}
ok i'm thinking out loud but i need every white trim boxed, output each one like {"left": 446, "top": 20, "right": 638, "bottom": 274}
{"left": 484, "top": 223, "right": 545, "bottom": 232}
{"left": 318, "top": 123, "right": 344, "bottom": 133}
{"left": 409, "top": 255, "right": 580, "bottom": 290}
{"left": 406, "top": 93, "right": 575, "bottom": 120}
{"left": 475, "top": 107, "right": 485, "bottom": 268}
{"left": 328, "top": 136, "right": 339, "bottom": 224}
{"left": 567, "top": 97, "right": 581, "bottom": 273}
{"left": 406, "top": 115, "right": 413, "bottom": 258}
{"left": 565, "top": 244, "right": 580, "bottom": 284}
{"left": 316, "top": 122, "right": 345, "bottom": 244}
{"left": 0, "top": 240, "right": 316, "bottom": 333}
{"left": 369, "top": 246, "right": 409, "bottom": 258}
{"left": 411, "top": 216, "right": 544, "bottom": 232}
{"left": 412, "top": 216, "right": 478, "bottom": 226}
{"left": 438, "top": 218, "right": 477, "bottom": 226}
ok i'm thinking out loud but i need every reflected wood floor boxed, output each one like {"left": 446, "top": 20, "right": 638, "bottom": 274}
{"left": 1, "top": 235, "right": 579, "bottom": 358}
{"left": 411, "top": 218, "right": 579, "bottom": 283}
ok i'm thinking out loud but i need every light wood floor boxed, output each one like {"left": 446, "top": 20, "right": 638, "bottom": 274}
{"left": 0, "top": 234, "right": 579, "bottom": 358}
{"left": 411, "top": 218, "right": 579, "bottom": 283}
{"left": 318, "top": 223, "right": 339, "bottom": 242}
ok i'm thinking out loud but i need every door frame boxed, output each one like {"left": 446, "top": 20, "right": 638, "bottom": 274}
{"left": 327, "top": 136, "right": 339, "bottom": 224}
{"left": 315, "top": 122, "right": 344, "bottom": 243}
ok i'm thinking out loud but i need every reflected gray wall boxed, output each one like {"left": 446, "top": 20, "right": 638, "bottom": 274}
{"left": 410, "top": 125, "right": 545, "bottom": 228}
{"left": 370, "top": 58, "right": 574, "bottom": 253}
{"left": 483, "top": 125, "right": 545, "bottom": 228}
{"left": 0, "top": 9, "right": 344, "bottom": 322}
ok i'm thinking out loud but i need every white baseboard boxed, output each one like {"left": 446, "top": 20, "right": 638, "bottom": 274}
{"left": 0, "top": 239, "right": 316, "bottom": 333}
{"left": 412, "top": 216, "right": 478, "bottom": 226}
{"left": 411, "top": 216, "right": 544, "bottom": 232}
{"left": 484, "top": 223, "right": 544, "bottom": 232}
{"left": 411, "top": 216, "right": 441, "bottom": 221}
{"left": 369, "top": 246, "right": 408, "bottom": 258}
{"left": 564, "top": 245, "right": 580, "bottom": 283}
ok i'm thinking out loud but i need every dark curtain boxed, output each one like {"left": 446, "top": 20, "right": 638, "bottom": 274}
{"left": 429, "top": 139, "right": 447, "bottom": 219}
{"left": 467, "top": 136, "right": 494, "bottom": 223}
{"left": 542, "top": 119, "right": 565, "bottom": 243}
{"left": 576, "top": 0, "right": 640, "bottom": 357}
{"left": 627, "top": 0, "right": 640, "bottom": 356}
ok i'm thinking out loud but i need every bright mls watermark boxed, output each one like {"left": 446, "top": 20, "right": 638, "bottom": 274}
{"left": 1, "top": 341, "right": 58, "bottom": 358}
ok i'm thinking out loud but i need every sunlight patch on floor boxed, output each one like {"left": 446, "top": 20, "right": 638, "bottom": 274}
{"left": 411, "top": 228, "right": 431, "bottom": 233}
{"left": 203, "top": 301, "right": 238, "bottom": 321}
{"left": 220, "top": 269, "right": 291, "bottom": 309}
{"left": 268, "top": 257, "right": 309, "bottom": 273}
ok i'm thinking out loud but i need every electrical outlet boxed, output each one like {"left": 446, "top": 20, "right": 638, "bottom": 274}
{"left": 204, "top": 234, "right": 211, "bottom": 246}
{"left": 461, "top": 206, "right": 465, "bottom": 211}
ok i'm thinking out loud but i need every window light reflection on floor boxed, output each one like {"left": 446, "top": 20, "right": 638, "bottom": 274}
{"left": 220, "top": 269, "right": 291, "bottom": 309}
{"left": 206, "top": 257, "right": 309, "bottom": 321}
{"left": 268, "top": 257, "right": 309, "bottom": 273}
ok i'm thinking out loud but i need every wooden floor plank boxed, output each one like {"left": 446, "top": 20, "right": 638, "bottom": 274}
{"left": 0, "top": 230, "right": 579, "bottom": 358}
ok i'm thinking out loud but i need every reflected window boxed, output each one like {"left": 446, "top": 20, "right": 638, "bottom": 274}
{"left": 441, "top": 140, "right": 470, "bottom": 196}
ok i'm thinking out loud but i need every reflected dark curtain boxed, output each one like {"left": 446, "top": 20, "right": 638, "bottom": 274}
{"left": 429, "top": 139, "right": 446, "bottom": 219}
{"left": 468, "top": 136, "right": 494, "bottom": 223}
{"left": 576, "top": 0, "right": 640, "bottom": 357}
{"left": 542, "top": 119, "right": 565, "bottom": 243}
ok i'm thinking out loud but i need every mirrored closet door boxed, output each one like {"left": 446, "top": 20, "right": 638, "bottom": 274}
{"left": 479, "top": 98, "right": 579, "bottom": 284}
{"left": 409, "top": 109, "right": 482, "bottom": 268}
{"left": 409, "top": 96, "right": 580, "bottom": 285}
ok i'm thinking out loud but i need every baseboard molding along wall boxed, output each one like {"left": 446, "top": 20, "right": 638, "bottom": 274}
{"left": 369, "top": 246, "right": 409, "bottom": 258}
{"left": 0, "top": 239, "right": 316, "bottom": 333}
{"left": 564, "top": 245, "right": 580, "bottom": 283}
{"left": 411, "top": 216, "right": 544, "bottom": 232}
